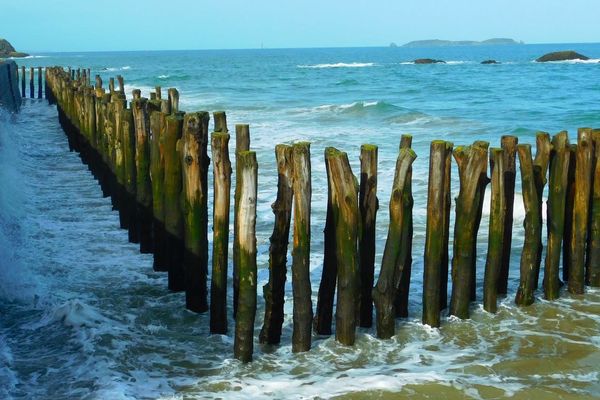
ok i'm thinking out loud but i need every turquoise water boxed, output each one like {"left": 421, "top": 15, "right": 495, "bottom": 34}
{"left": 1, "top": 44, "right": 600, "bottom": 399}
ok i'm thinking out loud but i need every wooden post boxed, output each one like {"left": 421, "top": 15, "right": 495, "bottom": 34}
{"left": 291, "top": 142, "right": 313, "bottom": 352}
{"left": 21, "top": 65, "right": 25, "bottom": 98}
{"left": 149, "top": 111, "right": 168, "bottom": 271}
{"left": 423, "top": 141, "right": 451, "bottom": 326}
{"left": 372, "top": 147, "right": 417, "bottom": 338}
{"left": 440, "top": 141, "right": 453, "bottom": 310}
{"left": 155, "top": 86, "right": 162, "bottom": 100}
{"left": 449, "top": 141, "right": 489, "bottom": 319}
{"left": 314, "top": 147, "right": 338, "bottom": 335}
{"left": 132, "top": 89, "right": 141, "bottom": 100}
{"left": 210, "top": 132, "right": 232, "bottom": 334}
{"left": 260, "top": 144, "right": 294, "bottom": 344}
{"left": 543, "top": 131, "right": 570, "bottom": 299}
{"left": 483, "top": 148, "right": 506, "bottom": 313}
{"left": 233, "top": 123, "right": 249, "bottom": 318}
{"left": 498, "top": 135, "right": 518, "bottom": 295}
{"left": 117, "top": 75, "right": 125, "bottom": 94}
{"left": 214, "top": 111, "right": 228, "bottom": 132}
{"left": 168, "top": 88, "right": 179, "bottom": 113}
{"left": 233, "top": 151, "right": 258, "bottom": 363}
{"left": 37, "top": 67, "right": 42, "bottom": 98}
{"left": 532, "top": 132, "right": 551, "bottom": 289}
{"left": 395, "top": 135, "right": 414, "bottom": 317}
{"left": 587, "top": 130, "right": 600, "bottom": 286}
{"left": 358, "top": 144, "right": 378, "bottom": 328}
{"left": 568, "top": 128, "right": 594, "bottom": 294}
{"left": 563, "top": 144, "right": 577, "bottom": 282}
{"left": 181, "top": 112, "right": 211, "bottom": 313}
{"left": 95, "top": 75, "right": 102, "bottom": 90}
{"left": 109, "top": 77, "right": 115, "bottom": 94}
{"left": 132, "top": 98, "right": 153, "bottom": 253}
{"left": 164, "top": 113, "right": 185, "bottom": 291}
{"left": 122, "top": 109, "right": 138, "bottom": 243}
{"left": 515, "top": 144, "right": 542, "bottom": 306}
{"left": 30, "top": 67, "right": 34, "bottom": 98}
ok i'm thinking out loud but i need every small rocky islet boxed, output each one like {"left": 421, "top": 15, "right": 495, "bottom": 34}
{"left": 0, "top": 38, "right": 28, "bottom": 59}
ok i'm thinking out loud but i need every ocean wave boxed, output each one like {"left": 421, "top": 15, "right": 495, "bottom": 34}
{"left": 400, "top": 60, "right": 470, "bottom": 65}
{"left": 158, "top": 74, "right": 170, "bottom": 79}
{"left": 535, "top": 58, "right": 600, "bottom": 64}
{"left": 297, "top": 62, "right": 376, "bottom": 69}
{"left": 102, "top": 66, "right": 132, "bottom": 72}
{"left": 312, "top": 100, "right": 400, "bottom": 115}
{"left": 335, "top": 78, "right": 360, "bottom": 86}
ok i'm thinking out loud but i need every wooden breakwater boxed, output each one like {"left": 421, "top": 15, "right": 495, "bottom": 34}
{"left": 42, "top": 65, "right": 600, "bottom": 362}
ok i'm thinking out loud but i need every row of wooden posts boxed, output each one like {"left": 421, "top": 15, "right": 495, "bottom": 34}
{"left": 44, "top": 66, "right": 600, "bottom": 363}
{"left": 16, "top": 65, "right": 50, "bottom": 99}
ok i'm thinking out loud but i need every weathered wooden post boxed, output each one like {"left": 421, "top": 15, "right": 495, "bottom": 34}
{"left": 291, "top": 142, "right": 313, "bottom": 352}
{"left": 210, "top": 132, "right": 232, "bottom": 334}
{"left": 150, "top": 111, "right": 168, "bottom": 271}
{"left": 543, "top": 131, "right": 570, "bottom": 299}
{"left": 515, "top": 144, "right": 542, "bottom": 306}
{"left": 563, "top": 144, "right": 577, "bottom": 282}
{"left": 423, "top": 141, "right": 452, "bottom": 326}
{"left": 117, "top": 75, "right": 125, "bottom": 94}
{"left": 109, "top": 78, "right": 115, "bottom": 94}
{"left": 21, "top": 65, "right": 25, "bottom": 98}
{"left": 233, "top": 151, "right": 258, "bottom": 363}
{"left": 483, "top": 148, "right": 506, "bottom": 313}
{"left": 37, "top": 67, "right": 42, "bottom": 99}
{"left": 373, "top": 147, "right": 416, "bottom": 338}
{"left": 498, "top": 135, "right": 518, "bottom": 295}
{"left": 132, "top": 89, "right": 141, "bottom": 100}
{"left": 588, "top": 130, "right": 600, "bottom": 286}
{"left": 131, "top": 97, "right": 153, "bottom": 253}
{"left": 440, "top": 141, "right": 453, "bottom": 310}
{"left": 395, "top": 135, "right": 414, "bottom": 317}
{"left": 164, "top": 113, "right": 185, "bottom": 291}
{"left": 568, "top": 128, "right": 594, "bottom": 294}
{"left": 122, "top": 108, "right": 138, "bottom": 243}
{"left": 233, "top": 122, "right": 249, "bottom": 318}
{"left": 314, "top": 147, "right": 338, "bottom": 335}
{"left": 29, "top": 67, "right": 34, "bottom": 98}
{"left": 168, "top": 88, "right": 179, "bottom": 113}
{"left": 181, "top": 111, "right": 211, "bottom": 313}
{"left": 532, "top": 132, "right": 551, "bottom": 289}
{"left": 214, "top": 111, "right": 228, "bottom": 133}
{"left": 358, "top": 144, "right": 378, "bottom": 328}
{"left": 449, "top": 141, "right": 489, "bottom": 319}
{"left": 260, "top": 144, "right": 294, "bottom": 344}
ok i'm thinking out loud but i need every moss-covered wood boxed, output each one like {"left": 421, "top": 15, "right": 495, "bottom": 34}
{"left": 532, "top": 132, "right": 551, "bottom": 289}
{"left": 449, "top": 141, "right": 489, "bottom": 319}
{"left": 483, "top": 148, "right": 506, "bottom": 313}
{"left": 358, "top": 144, "right": 378, "bottom": 328}
{"left": 163, "top": 113, "right": 185, "bottom": 291}
{"left": 373, "top": 147, "right": 417, "bottom": 338}
{"left": 515, "top": 144, "right": 542, "bottom": 306}
{"left": 214, "top": 111, "right": 228, "bottom": 132}
{"left": 149, "top": 111, "right": 168, "bottom": 271}
{"left": 314, "top": 147, "right": 338, "bottom": 335}
{"left": 568, "top": 128, "right": 594, "bottom": 294}
{"left": 543, "top": 131, "right": 570, "bottom": 299}
{"left": 233, "top": 123, "right": 250, "bottom": 319}
{"left": 121, "top": 108, "right": 138, "bottom": 243}
{"left": 587, "top": 130, "right": 600, "bottom": 286}
{"left": 117, "top": 75, "right": 124, "bottom": 94}
{"left": 132, "top": 98, "right": 153, "bottom": 253}
{"left": 291, "top": 142, "right": 313, "bottom": 352}
{"left": 563, "top": 144, "right": 577, "bottom": 282}
{"left": 233, "top": 151, "right": 258, "bottom": 363}
{"left": 498, "top": 135, "right": 518, "bottom": 295}
{"left": 155, "top": 86, "right": 162, "bottom": 100}
{"left": 181, "top": 112, "right": 211, "bottom": 313}
{"left": 423, "top": 141, "right": 451, "bottom": 326}
{"left": 260, "top": 144, "right": 293, "bottom": 344}
{"left": 210, "top": 132, "right": 232, "bottom": 334}
{"left": 395, "top": 134, "right": 414, "bottom": 317}
{"left": 168, "top": 88, "right": 179, "bottom": 114}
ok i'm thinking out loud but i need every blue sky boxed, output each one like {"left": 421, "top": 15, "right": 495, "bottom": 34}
{"left": 3, "top": 0, "right": 599, "bottom": 52}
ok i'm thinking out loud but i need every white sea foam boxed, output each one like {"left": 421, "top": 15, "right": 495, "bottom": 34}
{"left": 534, "top": 58, "right": 600, "bottom": 64}
{"left": 158, "top": 74, "right": 170, "bottom": 79}
{"left": 297, "top": 62, "right": 376, "bottom": 69}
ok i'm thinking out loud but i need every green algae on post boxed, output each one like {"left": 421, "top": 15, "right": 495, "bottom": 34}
{"left": 149, "top": 110, "right": 168, "bottom": 271}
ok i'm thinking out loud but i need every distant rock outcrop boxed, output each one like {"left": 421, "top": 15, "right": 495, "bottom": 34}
{"left": 536, "top": 51, "right": 589, "bottom": 62}
{"left": 414, "top": 58, "right": 446, "bottom": 64}
{"left": 403, "top": 38, "right": 522, "bottom": 48}
{"left": 481, "top": 60, "right": 500, "bottom": 64}
{"left": 0, "top": 39, "right": 29, "bottom": 58}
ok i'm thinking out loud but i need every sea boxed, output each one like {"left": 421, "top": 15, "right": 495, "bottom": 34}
{"left": 1, "top": 43, "right": 600, "bottom": 399}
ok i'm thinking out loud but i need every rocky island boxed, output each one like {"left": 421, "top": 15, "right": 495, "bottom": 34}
{"left": 0, "top": 38, "right": 29, "bottom": 58}
{"left": 403, "top": 38, "right": 522, "bottom": 48}
{"left": 535, "top": 50, "right": 590, "bottom": 62}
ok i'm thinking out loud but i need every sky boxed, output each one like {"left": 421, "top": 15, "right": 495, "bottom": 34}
{"left": 2, "top": 0, "right": 599, "bottom": 52}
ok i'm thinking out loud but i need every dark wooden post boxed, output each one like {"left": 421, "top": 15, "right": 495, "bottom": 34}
{"left": 233, "top": 151, "right": 258, "bottom": 363}
{"left": 291, "top": 142, "right": 313, "bottom": 352}
{"left": 117, "top": 75, "right": 125, "bottom": 94}
{"left": 358, "top": 144, "right": 378, "bottom": 328}
{"left": 498, "top": 135, "right": 518, "bottom": 295}
{"left": 155, "top": 86, "right": 162, "bottom": 100}
{"left": 588, "top": 130, "right": 600, "bottom": 286}
{"left": 109, "top": 77, "right": 115, "bottom": 94}
{"left": 233, "top": 123, "right": 249, "bottom": 318}
{"left": 30, "top": 67, "right": 34, "bottom": 98}
{"left": 532, "top": 132, "right": 551, "bottom": 289}
{"left": 563, "top": 144, "right": 577, "bottom": 282}
{"left": 214, "top": 111, "right": 228, "bottom": 133}
{"left": 373, "top": 147, "right": 417, "bottom": 338}
{"left": 568, "top": 128, "right": 594, "bottom": 294}
{"left": 21, "top": 65, "right": 25, "bottom": 98}
{"left": 37, "top": 67, "right": 42, "bottom": 98}
{"left": 440, "top": 141, "right": 453, "bottom": 310}
{"left": 210, "top": 132, "right": 232, "bottom": 334}
{"left": 168, "top": 88, "right": 179, "bottom": 113}
{"left": 132, "top": 97, "right": 153, "bottom": 254}
{"left": 150, "top": 110, "right": 168, "bottom": 271}
{"left": 543, "top": 131, "right": 570, "bottom": 299}
{"left": 260, "top": 144, "right": 294, "bottom": 344}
